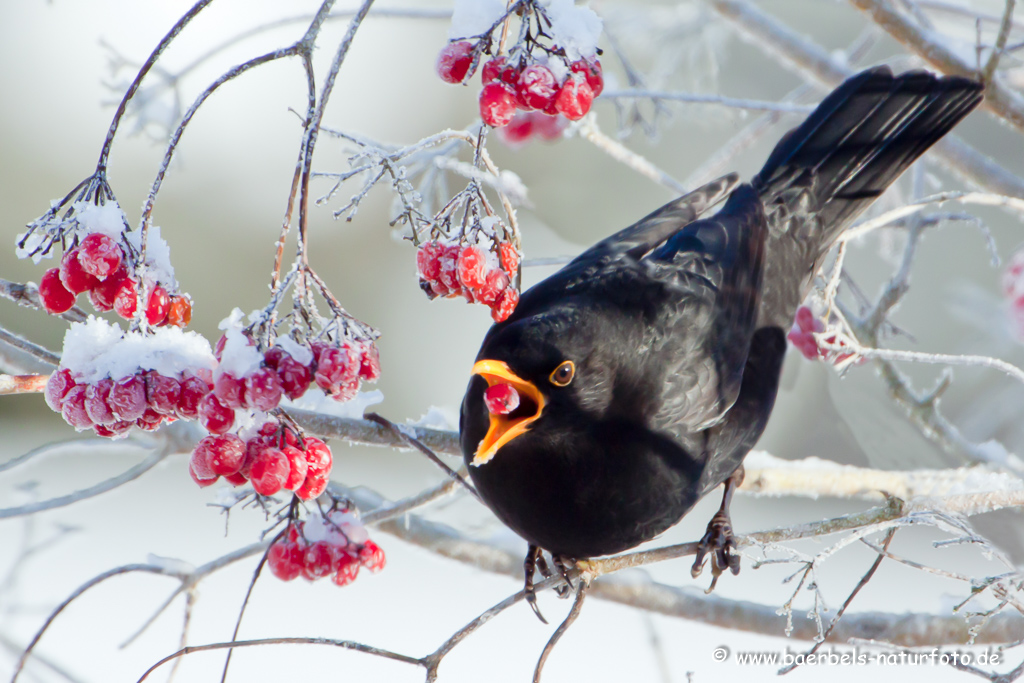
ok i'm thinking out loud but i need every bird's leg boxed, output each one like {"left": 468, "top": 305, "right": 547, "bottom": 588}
{"left": 552, "top": 555, "right": 576, "bottom": 592}
{"left": 524, "top": 545, "right": 549, "bottom": 624}
{"left": 535, "top": 553, "right": 570, "bottom": 598}
{"left": 691, "top": 465, "right": 744, "bottom": 593}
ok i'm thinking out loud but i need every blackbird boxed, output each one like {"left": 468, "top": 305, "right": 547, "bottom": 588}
{"left": 459, "top": 67, "right": 983, "bottom": 615}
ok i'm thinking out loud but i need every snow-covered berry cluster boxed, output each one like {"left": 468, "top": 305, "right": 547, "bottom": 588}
{"left": 268, "top": 510, "right": 386, "bottom": 586}
{"left": 44, "top": 317, "right": 216, "bottom": 436}
{"left": 788, "top": 305, "right": 860, "bottom": 365}
{"left": 190, "top": 420, "right": 333, "bottom": 500}
{"left": 496, "top": 110, "right": 568, "bottom": 148}
{"left": 416, "top": 239, "right": 520, "bottom": 322}
{"left": 437, "top": 0, "right": 603, "bottom": 128}
{"left": 1003, "top": 248, "right": 1024, "bottom": 341}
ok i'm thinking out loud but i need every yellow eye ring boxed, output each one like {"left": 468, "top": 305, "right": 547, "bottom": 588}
{"left": 549, "top": 360, "right": 575, "bottom": 387}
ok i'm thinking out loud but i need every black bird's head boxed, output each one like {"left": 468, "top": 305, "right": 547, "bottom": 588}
{"left": 460, "top": 302, "right": 620, "bottom": 467}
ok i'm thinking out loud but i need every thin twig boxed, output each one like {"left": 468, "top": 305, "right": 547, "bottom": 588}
{"left": 533, "top": 581, "right": 588, "bottom": 683}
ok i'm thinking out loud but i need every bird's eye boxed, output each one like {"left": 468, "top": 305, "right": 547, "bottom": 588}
{"left": 549, "top": 360, "right": 575, "bottom": 387}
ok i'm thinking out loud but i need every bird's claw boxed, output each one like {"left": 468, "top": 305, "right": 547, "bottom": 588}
{"left": 525, "top": 546, "right": 578, "bottom": 620}
{"left": 691, "top": 510, "right": 740, "bottom": 593}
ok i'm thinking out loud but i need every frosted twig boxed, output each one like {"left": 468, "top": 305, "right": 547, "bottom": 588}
{"left": 533, "top": 581, "right": 588, "bottom": 683}
{"left": 601, "top": 89, "right": 816, "bottom": 113}
{"left": 576, "top": 115, "right": 688, "bottom": 195}
{"left": 0, "top": 328, "right": 59, "bottom": 368}
{"left": 841, "top": 190, "right": 1024, "bottom": 242}
{"left": 983, "top": 0, "right": 1017, "bottom": 83}
{"left": 0, "top": 374, "right": 47, "bottom": 395}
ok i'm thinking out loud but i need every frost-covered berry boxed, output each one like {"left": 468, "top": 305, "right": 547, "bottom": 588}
{"left": 110, "top": 374, "right": 147, "bottom": 421}
{"left": 296, "top": 437, "right": 332, "bottom": 500}
{"left": 59, "top": 249, "right": 100, "bottom": 295}
{"left": 249, "top": 447, "right": 290, "bottom": 496}
{"left": 45, "top": 369, "right": 76, "bottom": 412}
{"left": 245, "top": 367, "right": 284, "bottom": 411}
{"left": 570, "top": 58, "right": 604, "bottom": 98}
{"left": 531, "top": 112, "right": 567, "bottom": 141}
{"left": 457, "top": 246, "right": 487, "bottom": 290}
{"left": 61, "top": 385, "right": 93, "bottom": 429}
{"left": 39, "top": 268, "right": 76, "bottom": 314}
{"left": 145, "top": 371, "right": 181, "bottom": 415}
{"left": 496, "top": 112, "right": 535, "bottom": 147}
{"left": 498, "top": 243, "right": 519, "bottom": 274}
{"left": 268, "top": 536, "right": 304, "bottom": 581}
{"left": 197, "top": 434, "right": 246, "bottom": 477}
{"left": 358, "top": 540, "right": 386, "bottom": 573}
{"left": 95, "top": 420, "right": 133, "bottom": 439}
{"left": 77, "top": 233, "right": 123, "bottom": 280}
{"left": 166, "top": 295, "right": 192, "bottom": 328}
{"left": 301, "top": 541, "right": 337, "bottom": 581}
{"left": 146, "top": 285, "right": 171, "bottom": 326}
{"left": 517, "top": 65, "right": 558, "bottom": 111}
{"left": 282, "top": 444, "right": 309, "bottom": 491}
{"left": 481, "top": 56, "right": 516, "bottom": 86}
{"left": 484, "top": 383, "right": 520, "bottom": 415}
{"left": 88, "top": 263, "right": 128, "bottom": 313}
{"left": 416, "top": 241, "right": 444, "bottom": 282}
{"left": 84, "top": 378, "right": 116, "bottom": 425}
{"left": 435, "top": 40, "right": 476, "bottom": 84}
{"left": 315, "top": 345, "right": 359, "bottom": 400}
{"left": 479, "top": 82, "right": 517, "bottom": 128}
{"left": 477, "top": 269, "right": 509, "bottom": 307}
{"left": 136, "top": 408, "right": 165, "bottom": 432}
{"left": 197, "top": 392, "right": 235, "bottom": 434}
{"left": 213, "top": 372, "right": 247, "bottom": 409}
{"left": 554, "top": 77, "right": 594, "bottom": 121}
{"left": 176, "top": 376, "right": 210, "bottom": 419}
{"left": 358, "top": 343, "right": 380, "bottom": 382}
{"left": 438, "top": 244, "right": 462, "bottom": 293}
{"left": 188, "top": 458, "right": 219, "bottom": 487}
{"left": 264, "top": 347, "right": 312, "bottom": 400}
{"left": 113, "top": 278, "right": 138, "bottom": 319}
{"left": 491, "top": 286, "right": 519, "bottom": 322}
{"left": 332, "top": 551, "right": 361, "bottom": 586}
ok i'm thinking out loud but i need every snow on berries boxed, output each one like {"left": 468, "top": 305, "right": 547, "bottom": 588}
{"left": 437, "top": 0, "right": 604, "bottom": 129}
{"left": 788, "top": 305, "right": 861, "bottom": 366}
{"left": 46, "top": 316, "right": 217, "bottom": 437}
{"left": 267, "top": 509, "right": 385, "bottom": 586}
{"left": 416, "top": 228, "right": 521, "bottom": 322}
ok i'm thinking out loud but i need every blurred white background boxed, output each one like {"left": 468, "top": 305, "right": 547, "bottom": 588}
{"left": 2, "top": 1, "right": 1023, "bottom": 681}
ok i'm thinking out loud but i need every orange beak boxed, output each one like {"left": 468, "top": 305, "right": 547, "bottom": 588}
{"left": 470, "top": 360, "right": 545, "bottom": 465}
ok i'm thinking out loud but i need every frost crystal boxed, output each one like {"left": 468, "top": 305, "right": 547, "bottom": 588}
{"left": 449, "top": 0, "right": 506, "bottom": 40}
{"left": 73, "top": 201, "right": 129, "bottom": 239}
{"left": 539, "top": 0, "right": 603, "bottom": 60}
{"left": 126, "top": 225, "right": 177, "bottom": 290}
{"left": 216, "top": 309, "right": 265, "bottom": 379}
{"left": 276, "top": 336, "right": 314, "bottom": 366}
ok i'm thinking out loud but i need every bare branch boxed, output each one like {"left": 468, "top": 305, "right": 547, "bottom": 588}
{"left": 0, "top": 374, "right": 47, "bottom": 395}
{"left": 577, "top": 115, "right": 688, "bottom": 195}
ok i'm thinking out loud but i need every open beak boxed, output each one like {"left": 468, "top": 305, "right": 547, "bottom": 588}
{"left": 471, "top": 360, "right": 545, "bottom": 466}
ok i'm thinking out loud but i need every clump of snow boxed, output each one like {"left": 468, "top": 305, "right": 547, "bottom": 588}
{"left": 215, "top": 309, "right": 264, "bottom": 379}
{"left": 282, "top": 387, "right": 384, "bottom": 420}
{"left": 145, "top": 554, "right": 196, "bottom": 575}
{"left": 410, "top": 406, "right": 458, "bottom": 431}
{"left": 73, "top": 200, "right": 129, "bottom": 239}
{"left": 448, "top": 0, "right": 506, "bottom": 40}
{"left": 304, "top": 509, "right": 369, "bottom": 545}
{"left": 126, "top": 224, "right": 177, "bottom": 290}
{"left": 14, "top": 228, "right": 54, "bottom": 263}
{"left": 539, "top": 0, "right": 602, "bottom": 60}
{"left": 61, "top": 316, "right": 216, "bottom": 383}
{"left": 276, "top": 336, "right": 313, "bottom": 366}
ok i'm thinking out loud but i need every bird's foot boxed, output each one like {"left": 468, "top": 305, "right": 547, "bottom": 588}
{"left": 524, "top": 546, "right": 578, "bottom": 621}
{"left": 690, "top": 510, "right": 740, "bottom": 593}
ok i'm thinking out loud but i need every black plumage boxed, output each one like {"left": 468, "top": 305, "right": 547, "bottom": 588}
{"left": 459, "top": 68, "right": 984, "bottom": 603}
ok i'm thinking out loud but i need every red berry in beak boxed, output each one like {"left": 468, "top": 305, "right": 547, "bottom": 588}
{"left": 484, "top": 382, "right": 520, "bottom": 415}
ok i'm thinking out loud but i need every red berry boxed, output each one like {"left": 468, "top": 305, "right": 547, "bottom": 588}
{"left": 358, "top": 540, "right": 387, "bottom": 573}
{"left": 250, "top": 447, "right": 290, "bottom": 496}
{"left": 456, "top": 246, "right": 487, "bottom": 290}
{"left": 314, "top": 345, "right": 360, "bottom": 400}
{"left": 77, "top": 233, "right": 123, "bottom": 280}
{"left": 496, "top": 112, "right": 535, "bottom": 147}
{"left": 39, "top": 268, "right": 76, "bottom": 314}
{"left": 197, "top": 393, "right": 235, "bottom": 434}
{"left": 531, "top": 112, "right": 568, "bottom": 141}
{"left": 113, "top": 277, "right": 138, "bottom": 319}
{"left": 197, "top": 434, "right": 246, "bottom": 476}
{"left": 188, "top": 458, "right": 219, "bottom": 487}
{"left": 145, "top": 371, "right": 181, "bottom": 415}
{"left": 44, "top": 369, "right": 76, "bottom": 412}
{"left": 301, "top": 541, "right": 337, "bottom": 581}
{"left": 90, "top": 262, "right": 128, "bottom": 311}
{"left": 570, "top": 59, "right": 604, "bottom": 98}
{"left": 435, "top": 40, "right": 476, "bottom": 84}
{"left": 59, "top": 249, "right": 100, "bottom": 294}
{"left": 282, "top": 445, "right": 309, "bottom": 491}
{"left": 358, "top": 342, "right": 381, "bottom": 382}
{"left": 438, "top": 244, "right": 463, "bottom": 293}
{"left": 245, "top": 367, "right": 284, "bottom": 411}
{"left": 213, "top": 372, "right": 247, "bottom": 409}
{"left": 266, "top": 348, "right": 312, "bottom": 400}
{"left": 296, "top": 437, "right": 332, "bottom": 500}
{"left": 223, "top": 471, "right": 248, "bottom": 486}
{"left": 61, "top": 385, "right": 93, "bottom": 429}
{"left": 136, "top": 408, "right": 165, "bottom": 432}
{"left": 84, "top": 378, "right": 116, "bottom": 425}
{"left": 268, "top": 537, "right": 304, "bottom": 581}
{"left": 214, "top": 335, "right": 228, "bottom": 362}
{"left": 95, "top": 420, "right": 133, "bottom": 438}
{"left": 109, "top": 374, "right": 147, "bottom": 421}
{"left": 477, "top": 269, "right": 509, "bottom": 306}
{"left": 479, "top": 82, "right": 518, "bottom": 127}
{"left": 517, "top": 65, "right": 558, "bottom": 111}
{"left": 416, "top": 241, "right": 444, "bottom": 282}
{"left": 484, "top": 383, "right": 520, "bottom": 415}
{"left": 794, "top": 306, "right": 821, "bottom": 334}
{"left": 176, "top": 376, "right": 211, "bottom": 419}
{"left": 498, "top": 243, "right": 519, "bottom": 274}
{"left": 166, "top": 295, "right": 192, "bottom": 328}
{"left": 332, "top": 551, "right": 361, "bottom": 586}
{"left": 481, "top": 56, "right": 516, "bottom": 85}
{"left": 554, "top": 77, "right": 594, "bottom": 121}
{"left": 146, "top": 285, "right": 170, "bottom": 326}
{"left": 491, "top": 286, "right": 519, "bottom": 322}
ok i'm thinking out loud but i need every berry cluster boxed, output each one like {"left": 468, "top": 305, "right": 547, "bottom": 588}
{"left": 496, "top": 111, "right": 568, "bottom": 148}
{"left": 38, "top": 233, "right": 191, "bottom": 326}
{"left": 45, "top": 366, "right": 209, "bottom": 437}
{"left": 1003, "top": 248, "right": 1024, "bottom": 341}
{"left": 416, "top": 241, "right": 520, "bottom": 322}
{"left": 189, "top": 421, "right": 333, "bottom": 500}
{"left": 438, "top": 40, "right": 604, "bottom": 128}
{"left": 788, "top": 306, "right": 859, "bottom": 365}
{"left": 201, "top": 337, "right": 381, "bottom": 436}
{"left": 267, "top": 511, "right": 386, "bottom": 586}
